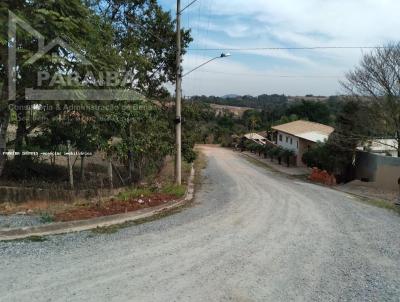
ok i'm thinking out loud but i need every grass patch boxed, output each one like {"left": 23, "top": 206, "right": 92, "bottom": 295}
{"left": 90, "top": 201, "right": 194, "bottom": 236}
{"left": 161, "top": 184, "right": 186, "bottom": 197}
{"left": 194, "top": 148, "right": 207, "bottom": 171}
{"left": 117, "top": 187, "right": 154, "bottom": 201}
{"left": 91, "top": 225, "right": 120, "bottom": 234}
{"left": 26, "top": 235, "right": 47, "bottom": 242}
{"left": 39, "top": 212, "right": 55, "bottom": 224}
{"left": 350, "top": 194, "right": 400, "bottom": 215}
{"left": 193, "top": 148, "right": 208, "bottom": 186}
{"left": 89, "top": 152, "right": 203, "bottom": 236}
{"left": 2, "top": 235, "right": 48, "bottom": 243}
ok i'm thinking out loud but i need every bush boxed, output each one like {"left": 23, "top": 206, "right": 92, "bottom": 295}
{"left": 162, "top": 184, "right": 186, "bottom": 197}
{"left": 302, "top": 143, "right": 334, "bottom": 172}
{"left": 267, "top": 146, "right": 281, "bottom": 162}
{"left": 39, "top": 212, "right": 55, "bottom": 224}
{"left": 245, "top": 142, "right": 260, "bottom": 153}
{"left": 281, "top": 149, "right": 295, "bottom": 167}
{"left": 183, "top": 147, "right": 197, "bottom": 163}
{"left": 220, "top": 135, "right": 234, "bottom": 147}
{"left": 2, "top": 159, "right": 66, "bottom": 181}
{"left": 254, "top": 144, "right": 264, "bottom": 155}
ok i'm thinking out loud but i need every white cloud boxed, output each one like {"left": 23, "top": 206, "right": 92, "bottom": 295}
{"left": 210, "top": 0, "right": 400, "bottom": 45}
{"left": 172, "top": 0, "right": 400, "bottom": 95}
{"left": 180, "top": 53, "right": 345, "bottom": 96}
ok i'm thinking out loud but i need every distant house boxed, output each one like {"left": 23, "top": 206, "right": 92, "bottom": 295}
{"left": 243, "top": 133, "right": 267, "bottom": 145}
{"left": 357, "top": 139, "right": 398, "bottom": 157}
{"left": 271, "top": 120, "right": 334, "bottom": 166}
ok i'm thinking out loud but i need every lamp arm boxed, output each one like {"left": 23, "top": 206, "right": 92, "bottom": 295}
{"left": 182, "top": 56, "right": 219, "bottom": 77}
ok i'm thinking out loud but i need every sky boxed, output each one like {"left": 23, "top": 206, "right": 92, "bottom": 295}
{"left": 159, "top": 0, "right": 400, "bottom": 97}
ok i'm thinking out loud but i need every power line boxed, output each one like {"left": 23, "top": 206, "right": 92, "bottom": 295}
{"left": 180, "top": 0, "right": 200, "bottom": 14}
{"left": 189, "top": 46, "right": 391, "bottom": 51}
{"left": 191, "top": 70, "right": 345, "bottom": 79}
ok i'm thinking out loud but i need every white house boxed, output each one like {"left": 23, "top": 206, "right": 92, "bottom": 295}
{"left": 271, "top": 120, "right": 334, "bottom": 166}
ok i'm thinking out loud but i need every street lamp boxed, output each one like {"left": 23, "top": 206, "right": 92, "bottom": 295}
{"left": 174, "top": 52, "right": 230, "bottom": 185}
{"left": 175, "top": 1, "right": 231, "bottom": 185}
{"left": 182, "top": 53, "right": 231, "bottom": 77}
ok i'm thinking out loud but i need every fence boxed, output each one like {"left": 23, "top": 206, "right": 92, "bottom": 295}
{"left": 355, "top": 150, "right": 400, "bottom": 190}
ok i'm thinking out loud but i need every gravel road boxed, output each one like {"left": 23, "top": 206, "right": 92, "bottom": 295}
{"left": 1, "top": 146, "right": 400, "bottom": 302}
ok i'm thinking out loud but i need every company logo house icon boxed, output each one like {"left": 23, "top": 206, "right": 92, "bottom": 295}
{"left": 8, "top": 10, "right": 144, "bottom": 101}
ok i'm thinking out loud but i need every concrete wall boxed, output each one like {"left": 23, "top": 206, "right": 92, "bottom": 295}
{"left": 355, "top": 151, "right": 400, "bottom": 190}
{"left": 297, "top": 139, "right": 315, "bottom": 167}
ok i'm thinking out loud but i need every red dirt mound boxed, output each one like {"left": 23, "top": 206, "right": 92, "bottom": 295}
{"left": 54, "top": 193, "right": 177, "bottom": 222}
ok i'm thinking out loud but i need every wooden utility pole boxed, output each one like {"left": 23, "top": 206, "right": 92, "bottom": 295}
{"left": 175, "top": 0, "right": 182, "bottom": 185}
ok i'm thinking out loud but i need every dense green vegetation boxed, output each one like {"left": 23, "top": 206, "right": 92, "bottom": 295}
{"left": 0, "top": 0, "right": 192, "bottom": 185}
{"left": 1, "top": 1, "right": 399, "bottom": 189}
{"left": 185, "top": 95, "right": 349, "bottom": 147}
{"left": 190, "top": 94, "right": 288, "bottom": 109}
{"left": 190, "top": 94, "right": 349, "bottom": 126}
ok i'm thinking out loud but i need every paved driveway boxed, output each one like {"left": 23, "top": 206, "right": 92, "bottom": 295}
{"left": 1, "top": 146, "right": 399, "bottom": 301}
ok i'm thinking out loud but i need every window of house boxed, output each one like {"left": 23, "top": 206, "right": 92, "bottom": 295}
{"left": 296, "top": 141, "right": 298, "bottom": 148}
{"left": 290, "top": 138, "right": 293, "bottom": 144}
{"left": 286, "top": 136, "right": 288, "bottom": 143}
{"left": 279, "top": 134, "right": 282, "bottom": 141}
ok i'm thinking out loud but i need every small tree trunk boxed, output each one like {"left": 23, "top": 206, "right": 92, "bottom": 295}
{"left": 0, "top": 44, "right": 9, "bottom": 177}
{"left": 67, "top": 140, "right": 74, "bottom": 190}
{"left": 108, "top": 159, "right": 113, "bottom": 190}
{"left": 128, "top": 150, "right": 133, "bottom": 182}
{"left": 0, "top": 108, "right": 10, "bottom": 177}
{"left": 15, "top": 101, "right": 27, "bottom": 157}
{"left": 80, "top": 155, "right": 85, "bottom": 181}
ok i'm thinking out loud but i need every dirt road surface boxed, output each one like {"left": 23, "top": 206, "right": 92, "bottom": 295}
{"left": 1, "top": 146, "right": 400, "bottom": 301}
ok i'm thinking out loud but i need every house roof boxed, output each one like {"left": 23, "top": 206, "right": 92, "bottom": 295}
{"left": 271, "top": 120, "right": 334, "bottom": 142}
{"left": 243, "top": 133, "right": 266, "bottom": 145}
{"left": 244, "top": 133, "right": 266, "bottom": 141}
{"left": 256, "top": 131, "right": 268, "bottom": 138}
{"left": 296, "top": 131, "right": 329, "bottom": 143}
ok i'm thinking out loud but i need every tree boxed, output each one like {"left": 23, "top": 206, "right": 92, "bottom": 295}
{"left": 281, "top": 149, "right": 295, "bottom": 167}
{"left": 242, "top": 110, "right": 262, "bottom": 131}
{"left": 286, "top": 100, "right": 331, "bottom": 124}
{"left": 302, "top": 101, "right": 370, "bottom": 181}
{"left": 302, "top": 143, "right": 335, "bottom": 172}
{"left": 0, "top": 0, "right": 117, "bottom": 174}
{"left": 0, "top": 0, "right": 193, "bottom": 181}
{"left": 342, "top": 42, "right": 400, "bottom": 156}
{"left": 90, "top": 0, "right": 192, "bottom": 98}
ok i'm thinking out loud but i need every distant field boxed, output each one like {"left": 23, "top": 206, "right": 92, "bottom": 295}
{"left": 209, "top": 103, "right": 256, "bottom": 117}
{"left": 287, "top": 96, "right": 329, "bottom": 102}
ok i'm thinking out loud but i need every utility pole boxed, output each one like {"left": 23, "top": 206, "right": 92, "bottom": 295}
{"left": 175, "top": 0, "right": 182, "bottom": 185}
